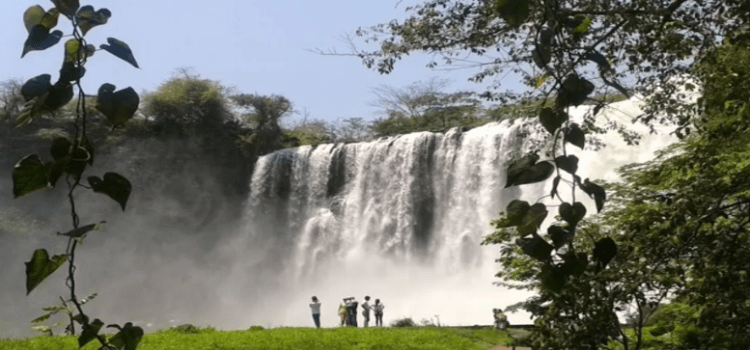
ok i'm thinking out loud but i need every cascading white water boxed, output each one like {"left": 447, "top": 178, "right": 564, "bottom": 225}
{"left": 217, "top": 96, "right": 674, "bottom": 329}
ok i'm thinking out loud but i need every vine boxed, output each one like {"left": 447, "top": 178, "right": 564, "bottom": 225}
{"left": 15, "top": 1, "right": 142, "bottom": 349}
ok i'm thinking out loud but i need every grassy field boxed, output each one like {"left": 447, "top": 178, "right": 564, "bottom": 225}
{"left": 0, "top": 326, "right": 516, "bottom": 350}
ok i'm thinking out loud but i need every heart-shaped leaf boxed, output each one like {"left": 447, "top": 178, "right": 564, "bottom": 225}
{"left": 50, "top": 137, "right": 72, "bottom": 161}
{"left": 88, "top": 172, "right": 132, "bottom": 210}
{"left": 24, "top": 6, "right": 59, "bottom": 33}
{"left": 58, "top": 221, "right": 105, "bottom": 238}
{"left": 108, "top": 322, "right": 144, "bottom": 350}
{"left": 95, "top": 84, "right": 140, "bottom": 127}
{"left": 504, "top": 153, "right": 539, "bottom": 188}
{"left": 13, "top": 154, "right": 50, "bottom": 197}
{"left": 496, "top": 200, "right": 530, "bottom": 227}
{"left": 560, "top": 252, "right": 588, "bottom": 277}
{"left": 64, "top": 39, "right": 92, "bottom": 63}
{"left": 78, "top": 318, "right": 103, "bottom": 348}
{"left": 512, "top": 161, "right": 555, "bottom": 186}
{"left": 51, "top": 0, "right": 80, "bottom": 20}
{"left": 578, "top": 178, "right": 606, "bottom": 212}
{"left": 517, "top": 235, "right": 553, "bottom": 261}
{"left": 539, "top": 107, "right": 568, "bottom": 135}
{"left": 539, "top": 263, "right": 565, "bottom": 292}
{"left": 22, "top": 26, "right": 63, "bottom": 58}
{"left": 21, "top": 74, "right": 52, "bottom": 102}
{"left": 100, "top": 38, "right": 139, "bottom": 68}
{"left": 58, "top": 61, "right": 86, "bottom": 83}
{"left": 554, "top": 155, "right": 578, "bottom": 174}
{"left": 76, "top": 6, "right": 111, "bottom": 36}
{"left": 556, "top": 74, "right": 595, "bottom": 107}
{"left": 559, "top": 201, "right": 586, "bottom": 226}
{"left": 593, "top": 237, "right": 617, "bottom": 270}
{"left": 564, "top": 123, "right": 585, "bottom": 149}
{"left": 495, "top": 0, "right": 530, "bottom": 28}
{"left": 25, "top": 249, "right": 68, "bottom": 295}
{"left": 548, "top": 225, "right": 572, "bottom": 249}
{"left": 517, "top": 203, "right": 548, "bottom": 236}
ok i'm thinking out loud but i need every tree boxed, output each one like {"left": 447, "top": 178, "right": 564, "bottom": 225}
{"left": 369, "top": 78, "right": 480, "bottom": 136}
{"left": 142, "top": 69, "right": 229, "bottom": 135}
{"left": 601, "top": 42, "right": 750, "bottom": 348}
{"left": 230, "top": 93, "right": 292, "bottom": 155}
{"left": 343, "top": 0, "right": 750, "bottom": 348}
{"left": 333, "top": 117, "right": 372, "bottom": 143}
{"left": 13, "top": 1, "right": 143, "bottom": 349}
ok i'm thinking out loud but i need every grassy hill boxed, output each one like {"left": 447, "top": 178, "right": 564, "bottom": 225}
{"left": 0, "top": 326, "right": 518, "bottom": 350}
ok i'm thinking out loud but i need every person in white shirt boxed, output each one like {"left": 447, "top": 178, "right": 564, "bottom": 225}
{"left": 361, "top": 296, "right": 372, "bottom": 327}
{"left": 373, "top": 299, "right": 385, "bottom": 327}
{"left": 310, "top": 296, "right": 321, "bottom": 328}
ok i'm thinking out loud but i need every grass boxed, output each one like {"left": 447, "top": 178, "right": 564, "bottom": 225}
{"left": 0, "top": 326, "right": 514, "bottom": 350}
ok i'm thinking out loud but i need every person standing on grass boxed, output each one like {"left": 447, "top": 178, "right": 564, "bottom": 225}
{"left": 310, "top": 296, "right": 321, "bottom": 328}
{"left": 361, "top": 296, "right": 372, "bottom": 327}
{"left": 338, "top": 301, "right": 347, "bottom": 326}
{"left": 373, "top": 299, "right": 385, "bottom": 327}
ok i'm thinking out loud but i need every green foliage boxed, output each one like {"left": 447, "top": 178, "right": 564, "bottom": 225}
{"left": 390, "top": 317, "right": 417, "bottom": 327}
{"left": 13, "top": 2, "right": 144, "bottom": 349}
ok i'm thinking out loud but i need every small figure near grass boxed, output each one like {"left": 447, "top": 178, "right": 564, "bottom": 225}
{"left": 362, "top": 296, "right": 372, "bottom": 327}
{"left": 493, "top": 308, "right": 509, "bottom": 330}
{"left": 338, "top": 301, "right": 347, "bottom": 326}
{"left": 373, "top": 299, "right": 385, "bottom": 327}
{"left": 310, "top": 296, "right": 321, "bottom": 328}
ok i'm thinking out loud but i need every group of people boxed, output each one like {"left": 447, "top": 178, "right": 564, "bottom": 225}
{"left": 308, "top": 296, "right": 385, "bottom": 328}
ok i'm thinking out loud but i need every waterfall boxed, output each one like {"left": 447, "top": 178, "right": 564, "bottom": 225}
{"left": 224, "top": 97, "right": 675, "bottom": 328}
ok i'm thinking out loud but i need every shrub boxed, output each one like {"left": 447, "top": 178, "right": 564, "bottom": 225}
{"left": 390, "top": 317, "right": 417, "bottom": 327}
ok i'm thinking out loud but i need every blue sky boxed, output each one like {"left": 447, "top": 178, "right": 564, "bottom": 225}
{"left": 2, "top": 0, "right": 516, "bottom": 124}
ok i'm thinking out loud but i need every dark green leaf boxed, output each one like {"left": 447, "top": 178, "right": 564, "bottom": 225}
{"left": 78, "top": 318, "right": 103, "bottom": 348}
{"left": 560, "top": 252, "right": 588, "bottom": 277}
{"left": 72, "top": 313, "right": 88, "bottom": 325}
{"left": 532, "top": 45, "right": 551, "bottom": 68}
{"left": 540, "top": 263, "right": 565, "bottom": 293}
{"left": 100, "top": 38, "right": 139, "bottom": 68}
{"left": 547, "top": 225, "right": 572, "bottom": 249}
{"left": 504, "top": 153, "right": 539, "bottom": 188}
{"left": 31, "top": 313, "right": 52, "bottom": 324}
{"left": 593, "top": 237, "right": 617, "bottom": 270}
{"left": 51, "top": 0, "right": 80, "bottom": 19}
{"left": 556, "top": 74, "right": 595, "bottom": 107}
{"left": 496, "top": 200, "right": 530, "bottom": 227}
{"left": 95, "top": 84, "right": 140, "bottom": 127}
{"left": 13, "top": 154, "right": 49, "bottom": 198}
{"left": 550, "top": 176, "right": 561, "bottom": 199}
{"left": 57, "top": 221, "right": 105, "bottom": 238}
{"left": 25, "top": 249, "right": 68, "bottom": 295}
{"left": 22, "top": 26, "right": 63, "bottom": 58}
{"left": 564, "top": 123, "right": 585, "bottom": 149}
{"left": 554, "top": 155, "right": 578, "bottom": 174}
{"left": 58, "top": 61, "right": 86, "bottom": 83}
{"left": 517, "top": 235, "right": 554, "bottom": 261}
{"left": 512, "top": 161, "right": 555, "bottom": 186}
{"left": 517, "top": 203, "right": 548, "bottom": 236}
{"left": 559, "top": 202, "right": 586, "bottom": 226}
{"left": 583, "top": 51, "right": 611, "bottom": 73}
{"left": 579, "top": 178, "right": 606, "bottom": 212}
{"left": 21, "top": 74, "right": 52, "bottom": 102}
{"left": 108, "top": 322, "right": 144, "bottom": 350}
{"left": 495, "top": 0, "right": 530, "bottom": 28}
{"left": 539, "top": 107, "right": 568, "bottom": 135}
{"left": 50, "top": 137, "right": 71, "bottom": 161}
{"left": 88, "top": 172, "right": 132, "bottom": 210}
{"left": 76, "top": 6, "right": 111, "bottom": 36}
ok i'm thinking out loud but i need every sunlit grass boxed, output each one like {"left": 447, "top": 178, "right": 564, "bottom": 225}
{"left": 0, "top": 326, "right": 513, "bottom": 350}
